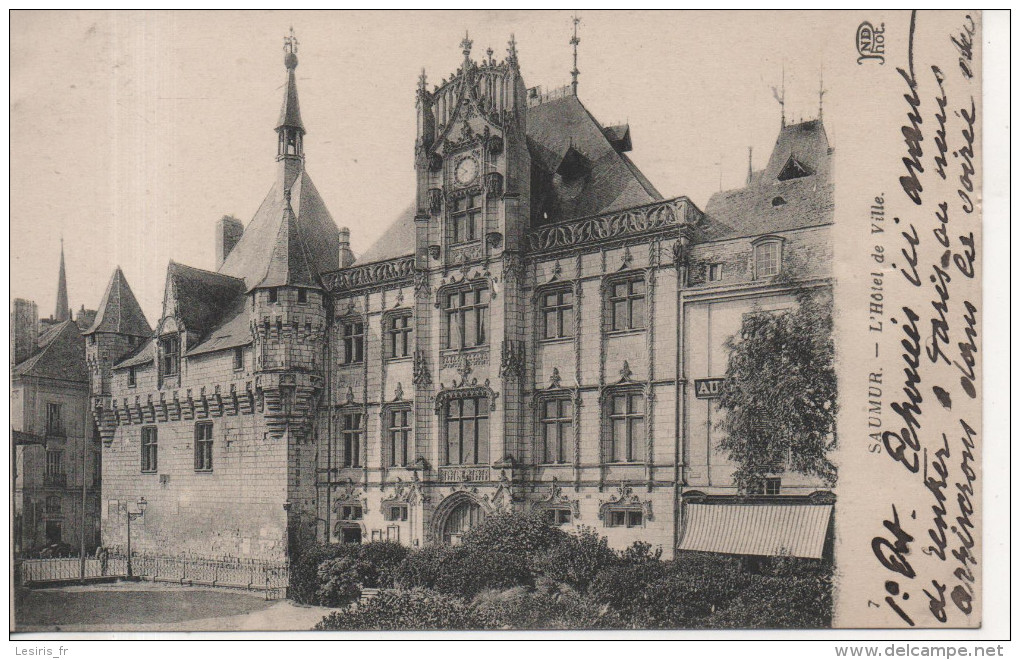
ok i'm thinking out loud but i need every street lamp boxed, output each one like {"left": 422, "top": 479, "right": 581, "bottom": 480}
{"left": 125, "top": 496, "right": 147, "bottom": 578}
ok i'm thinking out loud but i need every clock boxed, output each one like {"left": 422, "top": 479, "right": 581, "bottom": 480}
{"left": 454, "top": 157, "right": 478, "bottom": 185}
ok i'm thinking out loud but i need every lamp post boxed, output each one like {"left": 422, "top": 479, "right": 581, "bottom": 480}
{"left": 125, "top": 496, "right": 147, "bottom": 578}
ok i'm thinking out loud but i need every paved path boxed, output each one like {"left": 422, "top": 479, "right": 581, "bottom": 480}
{"left": 14, "top": 582, "right": 336, "bottom": 632}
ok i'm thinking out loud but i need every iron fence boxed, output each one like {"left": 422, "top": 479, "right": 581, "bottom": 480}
{"left": 16, "top": 553, "right": 289, "bottom": 599}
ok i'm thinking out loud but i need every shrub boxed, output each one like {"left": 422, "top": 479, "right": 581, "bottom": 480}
{"left": 358, "top": 541, "right": 410, "bottom": 588}
{"left": 289, "top": 542, "right": 359, "bottom": 605}
{"left": 535, "top": 526, "right": 620, "bottom": 592}
{"left": 393, "top": 545, "right": 455, "bottom": 590}
{"left": 696, "top": 564, "right": 833, "bottom": 629}
{"left": 315, "top": 588, "right": 476, "bottom": 631}
{"left": 315, "top": 556, "right": 369, "bottom": 607}
{"left": 620, "top": 540, "right": 663, "bottom": 564}
{"left": 436, "top": 547, "right": 534, "bottom": 598}
{"left": 461, "top": 510, "right": 568, "bottom": 558}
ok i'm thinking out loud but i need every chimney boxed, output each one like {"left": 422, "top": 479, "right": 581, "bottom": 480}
{"left": 216, "top": 215, "right": 245, "bottom": 269}
{"left": 338, "top": 227, "right": 355, "bottom": 268}
{"left": 11, "top": 298, "right": 39, "bottom": 366}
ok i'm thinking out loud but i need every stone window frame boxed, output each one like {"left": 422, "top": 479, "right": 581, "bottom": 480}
{"left": 45, "top": 402, "right": 64, "bottom": 436}
{"left": 384, "top": 503, "right": 409, "bottom": 522}
{"left": 602, "top": 384, "right": 647, "bottom": 465}
{"left": 541, "top": 507, "right": 573, "bottom": 527}
{"left": 194, "top": 421, "right": 214, "bottom": 472}
{"left": 232, "top": 346, "right": 245, "bottom": 371}
{"left": 535, "top": 394, "right": 573, "bottom": 465}
{"left": 339, "top": 409, "right": 364, "bottom": 469}
{"left": 382, "top": 403, "right": 413, "bottom": 468}
{"left": 339, "top": 316, "right": 365, "bottom": 365}
{"left": 708, "top": 262, "right": 724, "bottom": 282}
{"left": 448, "top": 188, "right": 483, "bottom": 246}
{"left": 159, "top": 333, "right": 181, "bottom": 378}
{"left": 536, "top": 282, "right": 575, "bottom": 342}
{"left": 603, "top": 507, "right": 645, "bottom": 528}
{"left": 440, "top": 394, "right": 491, "bottom": 467}
{"left": 127, "top": 366, "right": 137, "bottom": 387}
{"left": 140, "top": 426, "right": 158, "bottom": 473}
{"left": 751, "top": 235, "right": 785, "bottom": 280}
{"left": 382, "top": 309, "right": 414, "bottom": 361}
{"left": 603, "top": 270, "right": 648, "bottom": 335}
{"left": 439, "top": 281, "right": 490, "bottom": 351}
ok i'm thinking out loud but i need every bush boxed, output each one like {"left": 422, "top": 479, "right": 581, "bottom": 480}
{"left": 535, "top": 526, "right": 620, "bottom": 592}
{"left": 315, "top": 556, "right": 369, "bottom": 607}
{"left": 392, "top": 545, "right": 455, "bottom": 591}
{"left": 358, "top": 541, "right": 410, "bottom": 588}
{"left": 289, "top": 542, "right": 359, "bottom": 605}
{"left": 461, "top": 510, "right": 567, "bottom": 558}
{"left": 436, "top": 547, "right": 534, "bottom": 598}
{"left": 315, "top": 588, "right": 477, "bottom": 631}
{"left": 620, "top": 540, "right": 663, "bottom": 564}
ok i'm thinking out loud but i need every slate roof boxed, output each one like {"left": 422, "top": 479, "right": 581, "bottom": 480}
{"left": 357, "top": 93, "right": 663, "bottom": 265}
{"left": 255, "top": 194, "right": 319, "bottom": 289}
{"left": 166, "top": 262, "right": 247, "bottom": 337}
{"left": 86, "top": 267, "right": 153, "bottom": 337}
{"left": 185, "top": 299, "right": 252, "bottom": 357}
{"left": 218, "top": 171, "right": 339, "bottom": 288}
{"left": 113, "top": 337, "right": 156, "bottom": 369}
{"left": 12, "top": 319, "right": 87, "bottom": 383}
{"left": 702, "top": 118, "right": 834, "bottom": 241}
{"left": 277, "top": 65, "right": 305, "bottom": 132}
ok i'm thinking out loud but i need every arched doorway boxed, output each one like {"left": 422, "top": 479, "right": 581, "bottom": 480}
{"left": 441, "top": 499, "right": 484, "bottom": 546}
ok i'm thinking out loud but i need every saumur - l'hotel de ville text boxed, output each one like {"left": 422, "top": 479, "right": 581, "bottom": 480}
{"left": 91, "top": 31, "right": 835, "bottom": 561}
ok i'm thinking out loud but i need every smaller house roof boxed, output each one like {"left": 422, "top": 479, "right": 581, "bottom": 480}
{"left": 113, "top": 337, "right": 156, "bottom": 370}
{"left": 12, "top": 319, "right": 87, "bottom": 383}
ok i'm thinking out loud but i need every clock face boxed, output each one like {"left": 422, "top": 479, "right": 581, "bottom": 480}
{"left": 455, "top": 157, "right": 478, "bottom": 185}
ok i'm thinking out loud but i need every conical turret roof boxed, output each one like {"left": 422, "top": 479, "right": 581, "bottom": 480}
{"left": 85, "top": 267, "right": 153, "bottom": 337}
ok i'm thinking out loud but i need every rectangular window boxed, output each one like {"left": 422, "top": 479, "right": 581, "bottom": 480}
{"left": 387, "top": 314, "right": 413, "bottom": 359}
{"left": 444, "top": 397, "right": 489, "bottom": 465}
{"left": 708, "top": 263, "right": 724, "bottom": 282}
{"left": 46, "top": 496, "right": 61, "bottom": 515}
{"left": 608, "top": 392, "right": 645, "bottom": 463}
{"left": 127, "top": 366, "right": 137, "bottom": 387}
{"left": 606, "top": 509, "right": 643, "bottom": 528}
{"left": 233, "top": 346, "right": 244, "bottom": 371}
{"left": 195, "top": 422, "right": 213, "bottom": 471}
{"left": 609, "top": 277, "right": 646, "bottom": 332}
{"left": 541, "top": 398, "right": 573, "bottom": 464}
{"left": 46, "top": 403, "right": 63, "bottom": 435}
{"left": 342, "top": 413, "right": 363, "bottom": 468}
{"left": 541, "top": 289, "right": 574, "bottom": 340}
{"left": 388, "top": 408, "right": 412, "bottom": 467}
{"left": 339, "top": 505, "right": 363, "bottom": 521}
{"left": 750, "top": 477, "right": 783, "bottom": 495}
{"left": 268, "top": 288, "right": 278, "bottom": 303}
{"left": 754, "top": 242, "right": 781, "bottom": 278}
{"left": 297, "top": 289, "right": 307, "bottom": 304}
{"left": 450, "top": 193, "right": 482, "bottom": 244}
{"left": 386, "top": 505, "right": 409, "bottom": 522}
{"left": 91, "top": 449, "right": 101, "bottom": 487}
{"left": 544, "top": 508, "right": 572, "bottom": 526}
{"left": 141, "top": 426, "right": 158, "bottom": 472}
{"left": 445, "top": 286, "right": 489, "bottom": 349}
{"left": 341, "top": 321, "right": 364, "bottom": 364}
{"left": 46, "top": 450, "right": 63, "bottom": 477}
{"left": 160, "top": 335, "right": 180, "bottom": 377}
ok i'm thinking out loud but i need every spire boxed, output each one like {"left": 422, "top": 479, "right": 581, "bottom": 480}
{"left": 570, "top": 14, "right": 581, "bottom": 95}
{"left": 276, "top": 27, "right": 305, "bottom": 162}
{"left": 55, "top": 238, "right": 69, "bottom": 322}
{"left": 460, "top": 30, "right": 473, "bottom": 63}
{"left": 818, "top": 63, "right": 826, "bottom": 120}
{"left": 507, "top": 33, "right": 518, "bottom": 66}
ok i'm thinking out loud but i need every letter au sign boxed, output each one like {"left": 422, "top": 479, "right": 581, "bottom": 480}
{"left": 694, "top": 377, "right": 727, "bottom": 399}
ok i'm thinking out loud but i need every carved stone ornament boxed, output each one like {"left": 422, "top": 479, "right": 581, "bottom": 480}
{"left": 499, "top": 339, "right": 526, "bottom": 381}
{"left": 412, "top": 350, "right": 433, "bottom": 387}
{"left": 597, "top": 482, "right": 653, "bottom": 521}
{"left": 428, "top": 245, "right": 442, "bottom": 260}
{"left": 549, "top": 367, "right": 562, "bottom": 389}
{"left": 332, "top": 478, "right": 366, "bottom": 506}
{"left": 484, "top": 171, "right": 504, "bottom": 196}
{"left": 535, "top": 477, "right": 581, "bottom": 518}
{"left": 487, "top": 135, "right": 504, "bottom": 156}
{"left": 486, "top": 232, "right": 503, "bottom": 250}
{"left": 427, "top": 188, "right": 444, "bottom": 214}
{"left": 428, "top": 153, "right": 443, "bottom": 172}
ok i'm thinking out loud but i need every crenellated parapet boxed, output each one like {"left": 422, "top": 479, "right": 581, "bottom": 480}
{"left": 321, "top": 256, "right": 415, "bottom": 295}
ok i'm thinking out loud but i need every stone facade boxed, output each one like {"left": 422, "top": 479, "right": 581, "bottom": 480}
{"left": 92, "top": 32, "right": 835, "bottom": 563}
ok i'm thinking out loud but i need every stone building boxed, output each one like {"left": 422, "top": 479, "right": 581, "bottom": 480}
{"left": 91, "top": 32, "right": 834, "bottom": 563}
{"left": 12, "top": 244, "right": 101, "bottom": 553}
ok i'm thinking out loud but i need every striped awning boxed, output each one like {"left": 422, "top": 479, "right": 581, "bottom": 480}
{"left": 678, "top": 503, "right": 833, "bottom": 559}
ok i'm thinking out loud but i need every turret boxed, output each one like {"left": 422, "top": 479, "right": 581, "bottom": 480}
{"left": 276, "top": 28, "right": 305, "bottom": 191}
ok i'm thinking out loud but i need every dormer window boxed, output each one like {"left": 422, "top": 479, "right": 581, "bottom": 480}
{"left": 777, "top": 156, "right": 812, "bottom": 181}
{"left": 160, "top": 335, "right": 180, "bottom": 377}
{"left": 752, "top": 237, "right": 784, "bottom": 279}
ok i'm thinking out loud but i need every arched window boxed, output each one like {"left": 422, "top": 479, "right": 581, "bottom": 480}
{"left": 752, "top": 237, "right": 785, "bottom": 279}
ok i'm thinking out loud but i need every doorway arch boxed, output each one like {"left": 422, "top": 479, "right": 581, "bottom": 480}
{"left": 432, "top": 493, "right": 487, "bottom": 546}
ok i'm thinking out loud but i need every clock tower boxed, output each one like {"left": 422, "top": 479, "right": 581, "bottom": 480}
{"left": 413, "top": 33, "right": 532, "bottom": 482}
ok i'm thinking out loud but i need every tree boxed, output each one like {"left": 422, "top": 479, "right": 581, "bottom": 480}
{"left": 716, "top": 287, "right": 837, "bottom": 492}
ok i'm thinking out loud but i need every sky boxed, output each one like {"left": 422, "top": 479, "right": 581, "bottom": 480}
{"left": 11, "top": 10, "right": 838, "bottom": 323}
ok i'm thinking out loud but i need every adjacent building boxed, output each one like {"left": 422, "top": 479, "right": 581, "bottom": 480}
{"left": 91, "top": 31, "right": 835, "bottom": 563}
{"left": 12, "top": 245, "right": 101, "bottom": 553}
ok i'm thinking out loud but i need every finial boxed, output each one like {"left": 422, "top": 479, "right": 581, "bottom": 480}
{"left": 570, "top": 14, "right": 581, "bottom": 95}
{"left": 418, "top": 68, "right": 427, "bottom": 92}
{"left": 486, "top": 46, "right": 494, "bottom": 63}
{"left": 818, "top": 62, "right": 826, "bottom": 120}
{"left": 460, "top": 30, "right": 473, "bottom": 60}
{"left": 283, "top": 26, "right": 299, "bottom": 69}
{"left": 770, "top": 63, "right": 786, "bottom": 128}
{"left": 746, "top": 146, "right": 753, "bottom": 186}
{"left": 507, "top": 33, "right": 518, "bottom": 63}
